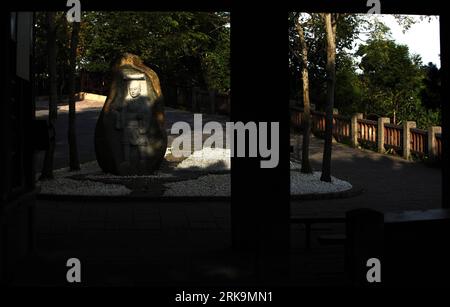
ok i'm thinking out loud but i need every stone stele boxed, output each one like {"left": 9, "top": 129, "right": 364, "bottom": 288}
{"left": 95, "top": 53, "right": 167, "bottom": 175}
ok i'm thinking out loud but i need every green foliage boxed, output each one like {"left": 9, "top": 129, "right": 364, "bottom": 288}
{"left": 420, "top": 62, "right": 441, "bottom": 110}
{"left": 357, "top": 37, "right": 440, "bottom": 128}
{"left": 35, "top": 11, "right": 230, "bottom": 94}
{"left": 335, "top": 52, "right": 363, "bottom": 114}
{"left": 80, "top": 11, "right": 230, "bottom": 92}
{"left": 288, "top": 14, "right": 441, "bottom": 129}
{"left": 412, "top": 105, "right": 441, "bottom": 129}
{"left": 35, "top": 12, "right": 73, "bottom": 95}
{"left": 289, "top": 13, "right": 364, "bottom": 109}
{"left": 357, "top": 38, "right": 422, "bottom": 120}
{"left": 200, "top": 28, "right": 230, "bottom": 91}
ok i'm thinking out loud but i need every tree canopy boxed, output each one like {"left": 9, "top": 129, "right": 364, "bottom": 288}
{"left": 289, "top": 13, "right": 441, "bottom": 129}
{"left": 35, "top": 11, "right": 231, "bottom": 95}
{"left": 289, "top": 13, "right": 364, "bottom": 110}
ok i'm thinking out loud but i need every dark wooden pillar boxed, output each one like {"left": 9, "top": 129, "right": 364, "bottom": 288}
{"left": 0, "top": 12, "right": 36, "bottom": 285}
{"left": 230, "top": 8, "right": 290, "bottom": 283}
{"left": 345, "top": 208, "right": 384, "bottom": 287}
{"left": 440, "top": 15, "right": 449, "bottom": 208}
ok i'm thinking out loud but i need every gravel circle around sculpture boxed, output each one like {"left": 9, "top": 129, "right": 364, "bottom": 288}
{"left": 38, "top": 177, "right": 132, "bottom": 196}
{"left": 37, "top": 151, "right": 355, "bottom": 199}
{"left": 163, "top": 174, "right": 230, "bottom": 197}
{"left": 37, "top": 147, "right": 231, "bottom": 198}
{"left": 176, "top": 147, "right": 231, "bottom": 171}
{"left": 290, "top": 161, "right": 355, "bottom": 198}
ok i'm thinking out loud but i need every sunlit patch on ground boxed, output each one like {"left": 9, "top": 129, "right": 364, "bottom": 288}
{"left": 290, "top": 161, "right": 352, "bottom": 195}
{"left": 163, "top": 174, "right": 230, "bottom": 196}
{"left": 37, "top": 147, "right": 231, "bottom": 197}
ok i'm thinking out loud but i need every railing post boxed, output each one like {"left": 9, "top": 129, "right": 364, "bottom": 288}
{"left": 176, "top": 86, "right": 181, "bottom": 108}
{"left": 345, "top": 208, "right": 384, "bottom": 287}
{"left": 311, "top": 111, "right": 317, "bottom": 134}
{"left": 351, "top": 113, "right": 363, "bottom": 148}
{"left": 192, "top": 87, "right": 198, "bottom": 112}
{"left": 428, "top": 126, "right": 442, "bottom": 160}
{"left": 403, "top": 121, "right": 416, "bottom": 160}
{"left": 309, "top": 106, "right": 316, "bottom": 134}
{"left": 209, "top": 90, "right": 216, "bottom": 114}
{"left": 377, "top": 117, "right": 390, "bottom": 153}
{"left": 332, "top": 108, "right": 339, "bottom": 143}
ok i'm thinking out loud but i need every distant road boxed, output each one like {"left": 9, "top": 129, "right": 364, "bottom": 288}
{"left": 35, "top": 99, "right": 229, "bottom": 171}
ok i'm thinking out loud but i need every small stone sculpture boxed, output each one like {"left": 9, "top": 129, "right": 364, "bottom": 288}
{"left": 95, "top": 53, "right": 167, "bottom": 175}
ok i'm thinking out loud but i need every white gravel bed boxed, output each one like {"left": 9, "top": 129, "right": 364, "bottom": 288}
{"left": 38, "top": 153, "right": 351, "bottom": 197}
{"left": 84, "top": 172, "right": 175, "bottom": 180}
{"left": 290, "top": 170, "right": 352, "bottom": 195}
{"left": 163, "top": 174, "right": 231, "bottom": 197}
{"left": 176, "top": 147, "right": 231, "bottom": 171}
{"left": 37, "top": 147, "right": 231, "bottom": 196}
{"left": 290, "top": 161, "right": 302, "bottom": 170}
{"left": 38, "top": 177, "right": 131, "bottom": 196}
{"left": 37, "top": 160, "right": 132, "bottom": 196}
{"left": 53, "top": 160, "right": 101, "bottom": 177}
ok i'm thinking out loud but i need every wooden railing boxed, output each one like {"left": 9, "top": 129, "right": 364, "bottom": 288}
{"left": 333, "top": 115, "right": 351, "bottom": 141}
{"left": 357, "top": 119, "right": 377, "bottom": 144}
{"left": 436, "top": 133, "right": 442, "bottom": 158}
{"left": 410, "top": 128, "right": 428, "bottom": 157}
{"left": 192, "top": 88, "right": 230, "bottom": 115}
{"left": 291, "top": 106, "right": 303, "bottom": 130}
{"left": 384, "top": 123, "right": 403, "bottom": 153}
{"left": 312, "top": 111, "right": 326, "bottom": 132}
{"left": 290, "top": 106, "right": 442, "bottom": 162}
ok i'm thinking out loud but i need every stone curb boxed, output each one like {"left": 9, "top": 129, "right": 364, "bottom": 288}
{"left": 290, "top": 184, "right": 364, "bottom": 201}
{"left": 37, "top": 185, "right": 363, "bottom": 202}
{"left": 36, "top": 193, "right": 231, "bottom": 202}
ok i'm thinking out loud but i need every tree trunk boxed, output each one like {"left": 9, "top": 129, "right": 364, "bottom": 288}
{"left": 295, "top": 18, "right": 313, "bottom": 174}
{"left": 321, "top": 13, "right": 337, "bottom": 182}
{"left": 68, "top": 22, "right": 81, "bottom": 170}
{"left": 39, "top": 12, "right": 58, "bottom": 180}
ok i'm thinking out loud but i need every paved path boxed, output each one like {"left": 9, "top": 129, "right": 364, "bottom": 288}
{"left": 35, "top": 100, "right": 229, "bottom": 170}
{"left": 13, "top": 199, "right": 344, "bottom": 286}
{"left": 24, "top": 103, "right": 441, "bottom": 286}
{"left": 290, "top": 133, "right": 442, "bottom": 216}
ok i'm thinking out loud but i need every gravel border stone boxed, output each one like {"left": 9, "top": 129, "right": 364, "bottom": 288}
{"left": 36, "top": 152, "right": 360, "bottom": 200}
{"left": 37, "top": 147, "right": 231, "bottom": 198}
